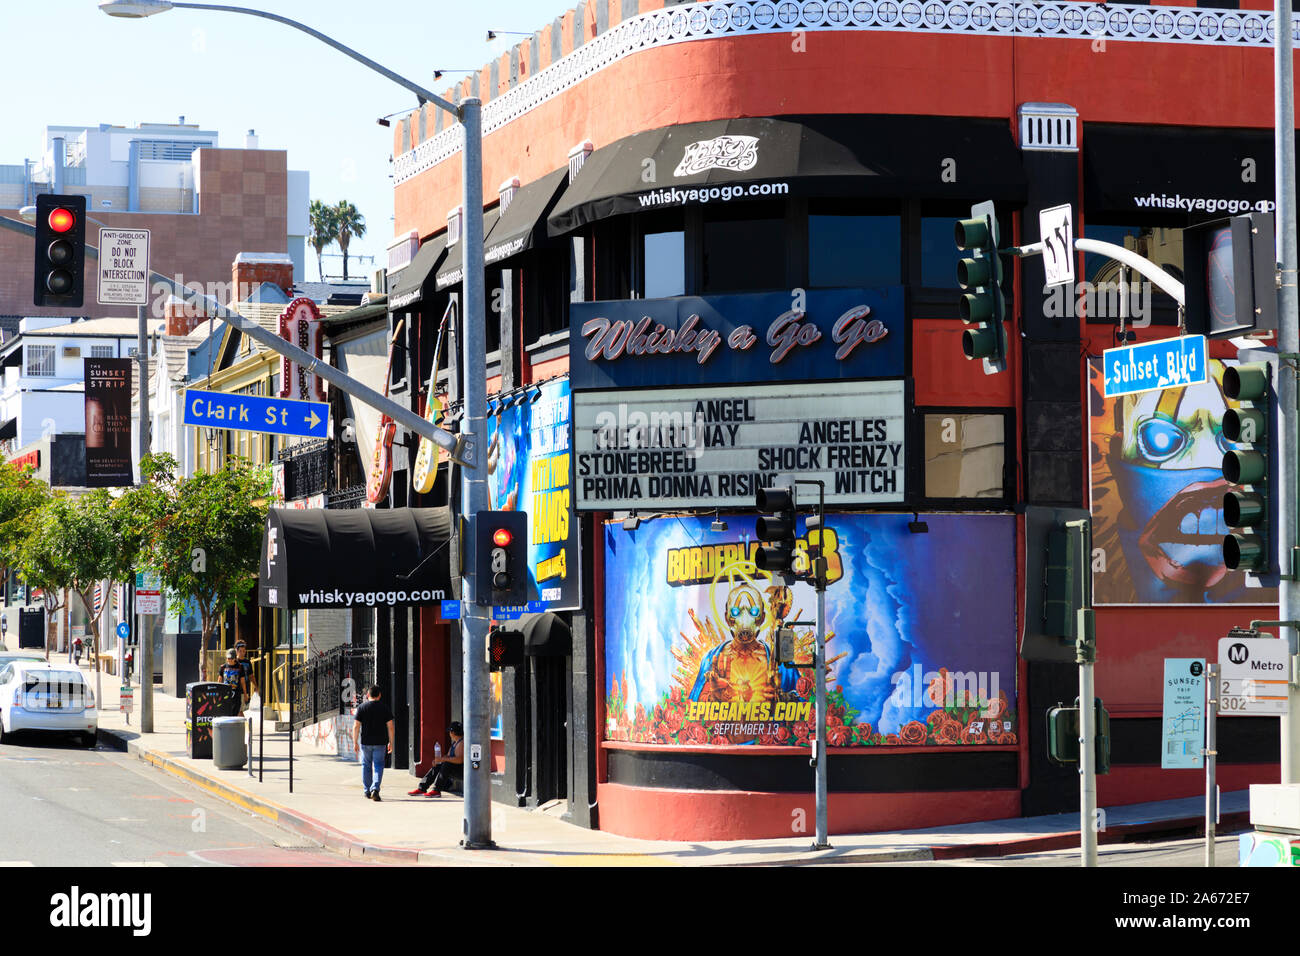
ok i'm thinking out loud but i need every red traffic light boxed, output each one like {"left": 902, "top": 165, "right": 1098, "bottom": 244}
{"left": 492, "top": 527, "right": 513, "bottom": 547}
{"left": 47, "top": 207, "right": 76, "bottom": 233}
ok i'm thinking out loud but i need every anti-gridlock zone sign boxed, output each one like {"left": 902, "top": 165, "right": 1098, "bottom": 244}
{"left": 573, "top": 380, "right": 905, "bottom": 510}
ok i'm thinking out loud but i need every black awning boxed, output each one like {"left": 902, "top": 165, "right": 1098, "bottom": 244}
{"left": 259, "top": 507, "right": 452, "bottom": 609}
{"left": 387, "top": 235, "right": 447, "bottom": 312}
{"left": 548, "top": 114, "right": 1027, "bottom": 234}
{"left": 518, "top": 611, "right": 571, "bottom": 657}
{"left": 435, "top": 207, "right": 502, "bottom": 290}
{"left": 0, "top": 418, "right": 15, "bottom": 441}
{"left": 485, "top": 168, "right": 570, "bottom": 265}
{"left": 1083, "top": 124, "right": 1275, "bottom": 221}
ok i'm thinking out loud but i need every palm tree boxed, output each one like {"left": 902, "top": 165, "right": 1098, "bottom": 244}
{"left": 334, "top": 200, "right": 366, "bottom": 281}
{"left": 308, "top": 200, "right": 337, "bottom": 281}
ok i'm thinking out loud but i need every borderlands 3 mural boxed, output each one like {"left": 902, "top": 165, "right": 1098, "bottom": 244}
{"left": 603, "top": 513, "right": 1017, "bottom": 747}
{"left": 1089, "top": 358, "right": 1279, "bottom": 605}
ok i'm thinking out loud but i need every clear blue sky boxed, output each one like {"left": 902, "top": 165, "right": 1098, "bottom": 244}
{"left": 1, "top": 0, "right": 561, "bottom": 281}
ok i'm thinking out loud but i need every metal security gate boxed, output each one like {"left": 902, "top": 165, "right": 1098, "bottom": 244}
{"left": 286, "top": 644, "right": 374, "bottom": 792}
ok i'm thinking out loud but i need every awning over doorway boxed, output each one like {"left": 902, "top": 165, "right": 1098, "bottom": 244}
{"left": 517, "top": 611, "right": 571, "bottom": 657}
{"left": 548, "top": 114, "right": 1028, "bottom": 234}
{"left": 485, "top": 167, "right": 570, "bottom": 265}
{"left": 435, "top": 206, "right": 502, "bottom": 290}
{"left": 259, "top": 507, "right": 452, "bottom": 610}
{"left": 1082, "top": 124, "right": 1275, "bottom": 220}
{"left": 0, "top": 418, "right": 16, "bottom": 441}
{"left": 387, "top": 234, "right": 447, "bottom": 311}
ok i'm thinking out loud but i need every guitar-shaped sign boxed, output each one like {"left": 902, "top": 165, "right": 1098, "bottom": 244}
{"left": 412, "top": 301, "right": 454, "bottom": 495}
{"left": 366, "top": 318, "right": 405, "bottom": 505}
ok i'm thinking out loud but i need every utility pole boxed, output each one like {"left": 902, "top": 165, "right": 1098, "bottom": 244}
{"left": 1068, "top": 517, "right": 1098, "bottom": 868}
{"left": 1273, "top": 0, "right": 1300, "bottom": 786}
{"left": 137, "top": 303, "right": 154, "bottom": 734}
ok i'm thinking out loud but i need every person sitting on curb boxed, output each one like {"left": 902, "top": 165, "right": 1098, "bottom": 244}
{"left": 408, "top": 721, "right": 464, "bottom": 797}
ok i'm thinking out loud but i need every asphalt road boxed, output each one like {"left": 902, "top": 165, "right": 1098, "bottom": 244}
{"left": 840, "top": 832, "right": 1247, "bottom": 867}
{"left": 0, "top": 730, "right": 384, "bottom": 867}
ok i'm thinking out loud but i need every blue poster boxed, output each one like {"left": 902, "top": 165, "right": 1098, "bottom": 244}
{"left": 603, "top": 513, "right": 1018, "bottom": 747}
{"left": 486, "top": 377, "right": 579, "bottom": 610}
{"left": 570, "top": 288, "right": 904, "bottom": 389}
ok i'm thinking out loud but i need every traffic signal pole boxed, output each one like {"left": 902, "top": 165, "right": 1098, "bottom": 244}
{"left": 1068, "top": 517, "right": 1098, "bottom": 867}
{"left": 1272, "top": 0, "right": 1300, "bottom": 786}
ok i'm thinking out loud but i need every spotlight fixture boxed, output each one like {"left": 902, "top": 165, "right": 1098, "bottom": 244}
{"left": 376, "top": 117, "right": 390, "bottom": 127}
{"left": 907, "top": 511, "right": 930, "bottom": 535}
{"left": 710, "top": 517, "right": 728, "bottom": 533}
{"left": 487, "top": 29, "right": 531, "bottom": 41}
{"left": 622, "top": 512, "right": 641, "bottom": 531}
{"left": 528, "top": 386, "right": 543, "bottom": 404}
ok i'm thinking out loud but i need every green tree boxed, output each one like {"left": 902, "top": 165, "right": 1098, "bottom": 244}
{"left": 333, "top": 200, "right": 366, "bottom": 281}
{"left": 132, "top": 454, "right": 270, "bottom": 680}
{"left": 16, "top": 489, "right": 141, "bottom": 690}
{"left": 309, "top": 199, "right": 338, "bottom": 282}
{"left": 0, "top": 460, "right": 51, "bottom": 585}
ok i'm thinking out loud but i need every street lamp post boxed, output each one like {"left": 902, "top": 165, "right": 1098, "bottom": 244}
{"left": 100, "top": 0, "right": 497, "bottom": 848}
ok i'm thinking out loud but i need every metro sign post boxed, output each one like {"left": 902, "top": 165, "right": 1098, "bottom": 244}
{"left": 183, "top": 388, "right": 329, "bottom": 440}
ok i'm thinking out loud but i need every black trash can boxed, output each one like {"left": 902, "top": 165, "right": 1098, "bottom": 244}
{"left": 185, "top": 682, "right": 240, "bottom": 759}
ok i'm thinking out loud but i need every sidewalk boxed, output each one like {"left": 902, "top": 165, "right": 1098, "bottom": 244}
{"left": 93, "top": 674, "right": 1250, "bottom": 866}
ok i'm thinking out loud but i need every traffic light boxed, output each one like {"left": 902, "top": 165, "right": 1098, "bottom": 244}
{"left": 1021, "top": 506, "right": 1089, "bottom": 663}
{"left": 955, "top": 199, "right": 1006, "bottom": 375}
{"left": 488, "top": 628, "right": 524, "bottom": 671}
{"left": 1046, "top": 698, "right": 1111, "bottom": 774}
{"left": 1183, "top": 212, "right": 1277, "bottom": 339}
{"left": 33, "top": 194, "right": 86, "bottom": 308}
{"left": 1222, "top": 359, "right": 1276, "bottom": 580}
{"left": 754, "top": 485, "right": 796, "bottom": 574}
{"left": 474, "top": 510, "right": 528, "bottom": 606}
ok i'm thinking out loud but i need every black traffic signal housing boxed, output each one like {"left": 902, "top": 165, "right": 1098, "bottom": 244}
{"left": 1183, "top": 212, "right": 1278, "bottom": 339}
{"left": 1021, "top": 506, "right": 1089, "bottom": 663}
{"left": 33, "top": 194, "right": 87, "bottom": 308}
{"left": 1222, "top": 357, "right": 1278, "bottom": 585}
{"left": 754, "top": 485, "right": 796, "bottom": 574}
{"left": 955, "top": 199, "right": 1007, "bottom": 375}
{"left": 488, "top": 628, "right": 524, "bottom": 671}
{"left": 474, "top": 510, "right": 528, "bottom": 606}
{"left": 1046, "top": 698, "right": 1111, "bottom": 774}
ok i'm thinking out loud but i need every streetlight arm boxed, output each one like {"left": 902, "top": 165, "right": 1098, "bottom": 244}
{"left": 169, "top": 2, "right": 460, "bottom": 117}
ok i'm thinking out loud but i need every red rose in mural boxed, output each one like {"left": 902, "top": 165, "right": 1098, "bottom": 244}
{"left": 680, "top": 723, "right": 709, "bottom": 745}
{"left": 670, "top": 687, "right": 685, "bottom": 706}
{"left": 827, "top": 713, "right": 843, "bottom": 727}
{"left": 869, "top": 733, "right": 884, "bottom": 745}
{"left": 793, "top": 721, "right": 811, "bottom": 742}
{"left": 964, "top": 718, "right": 988, "bottom": 745}
{"left": 662, "top": 709, "right": 683, "bottom": 735}
{"left": 931, "top": 718, "right": 962, "bottom": 746}
{"left": 758, "top": 732, "right": 778, "bottom": 745}
{"left": 774, "top": 726, "right": 792, "bottom": 745}
{"left": 983, "top": 692, "right": 1008, "bottom": 721}
{"left": 826, "top": 724, "right": 853, "bottom": 747}
{"left": 796, "top": 676, "right": 814, "bottom": 699}
{"left": 884, "top": 733, "right": 901, "bottom": 745}
{"left": 710, "top": 734, "right": 731, "bottom": 746}
{"left": 899, "top": 720, "right": 928, "bottom": 746}
{"left": 654, "top": 704, "right": 665, "bottom": 724}
{"left": 854, "top": 722, "right": 873, "bottom": 744}
{"left": 654, "top": 722, "right": 673, "bottom": 744}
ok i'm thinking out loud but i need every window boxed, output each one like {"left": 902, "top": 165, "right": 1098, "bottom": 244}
{"left": 523, "top": 244, "right": 569, "bottom": 343}
{"left": 923, "top": 413, "right": 1007, "bottom": 500}
{"left": 89, "top": 345, "right": 114, "bottom": 358}
{"left": 701, "top": 205, "right": 785, "bottom": 294}
{"left": 25, "top": 344, "right": 54, "bottom": 377}
{"left": 920, "top": 216, "right": 964, "bottom": 289}
{"left": 1081, "top": 222, "right": 1182, "bottom": 324}
{"left": 809, "top": 204, "right": 902, "bottom": 287}
{"left": 644, "top": 229, "right": 685, "bottom": 298}
{"left": 126, "top": 347, "right": 139, "bottom": 359}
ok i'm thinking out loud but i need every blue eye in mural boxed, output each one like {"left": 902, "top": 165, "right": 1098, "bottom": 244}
{"left": 1135, "top": 417, "right": 1189, "bottom": 464}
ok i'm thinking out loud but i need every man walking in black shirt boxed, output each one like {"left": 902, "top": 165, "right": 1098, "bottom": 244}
{"left": 350, "top": 685, "right": 395, "bottom": 801}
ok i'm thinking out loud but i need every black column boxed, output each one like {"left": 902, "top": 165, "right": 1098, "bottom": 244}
{"left": 564, "top": 517, "right": 598, "bottom": 828}
{"left": 375, "top": 606, "right": 392, "bottom": 762}
{"left": 1019, "top": 137, "right": 1089, "bottom": 816}
{"left": 392, "top": 606, "right": 408, "bottom": 770}
{"left": 407, "top": 608, "right": 420, "bottom": 774}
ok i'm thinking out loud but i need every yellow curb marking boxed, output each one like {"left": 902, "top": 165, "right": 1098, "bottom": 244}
{"left": 138, "top": 751, "right": 278, "bottom": 823}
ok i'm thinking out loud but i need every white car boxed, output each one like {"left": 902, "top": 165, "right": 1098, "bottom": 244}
{"left": 0, "top": 661, "right": 97, "bottom": 747}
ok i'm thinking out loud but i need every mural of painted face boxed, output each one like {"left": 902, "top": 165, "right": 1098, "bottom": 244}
{"left": 724, "top": 584, "right": 766, "bottom": 646}
{"left": 1112, "top": 371, "right": 1234, "bottom": 601}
